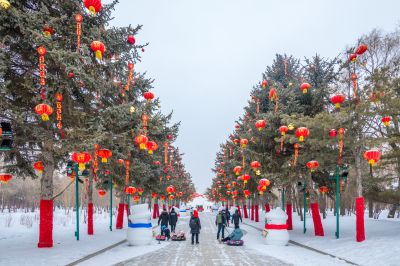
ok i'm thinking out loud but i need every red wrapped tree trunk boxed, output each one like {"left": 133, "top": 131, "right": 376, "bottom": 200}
{"left": 286, "top": 203, "right": 293, "bottom": 230}
{"left": 356, "top": 197, "right": 365, "bottom": 242}
{"left": 116, "top": 203, "right": 124, "bottom": 229}
{"left": 265, "top": 203, "right": 270, "bottom": 213}
{"left": 251, "top": 204, "right": 254, "bottom": 221}
{"left": 255, "top": 204, "right": 259, "bottom": 222}
{"left": 125, "top": 204, "right": 129, "bottom": 216}
{"left": 88, "top": 203, "right": 94, "bottom": 235}
{"left": 310, "top": 202, "right": 324, "bottom": 236}
{"left": 243, "top": 204, "right": 248, "bottom": 218}
{"left": 156, "top": 204, "right": 160, "bottom": 217}
{"left": 38, "top": 199, "right": 53, "bottom": 248}
{"left": 152, "top": 203, "right": 158, "bottom": 219}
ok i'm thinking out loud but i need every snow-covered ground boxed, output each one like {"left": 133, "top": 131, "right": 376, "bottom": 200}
{"left": 0, "top": 208, "right": 163, "bottom": 266}
{"left": 243, "top": 208, "right": 400, "bottom": 266}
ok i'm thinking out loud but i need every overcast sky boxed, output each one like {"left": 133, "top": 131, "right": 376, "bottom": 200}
{"left": 108, "top": 0, "right": 400, "bottom": 193}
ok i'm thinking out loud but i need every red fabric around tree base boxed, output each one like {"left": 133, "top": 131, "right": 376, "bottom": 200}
{"left": 125, "top": 204, "right": 129, "bottom": 216}
{"left": 152, "top": 203, "right": 158, "bottom": 219}
{"left": 265, "top": 224, "right": 288, "bottom": 230}
{"left": 251, "top": 205, "right": 254, "bottom": 221}
{"left": 88, "top": 203, "right": 93, "bottom": 235}
{"left": 286, "top": 203, "right": 293, "bottom": 230}
{"left": 356, "top": 197, "right": 366, "bottom": 242}
{"left": 310, "top": 202, "right": 324, "bottom": 236}
{"left": 156, "top": 204, "right": 160, "bottom": 217}
{"left": 38, "top": 199, "right": 53, "bottom": 248}
{"left": 255, "top": 205, "right": 259, "bottom": 222}
{"left": 243, "top": 205, "right": 248, "bottom": 218}
{"left": 265, "top": 204, "right": 271, "bottom": 213}
{"left": 116, "top": 203, "right": 124, "bottom": 229}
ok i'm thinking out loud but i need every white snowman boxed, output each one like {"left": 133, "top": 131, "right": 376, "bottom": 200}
{"left": 127, "top": 203, "right": 153, "bottom": 246}
{"left": 264, "top": 207, "right": 289, "bottom": 246}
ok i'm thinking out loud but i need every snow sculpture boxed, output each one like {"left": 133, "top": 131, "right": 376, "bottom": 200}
{"left": 179, "top": 205, "right": 187, "bottom": 217}
{"left": 264, "top": 207, "right": 289, "bottom": 246}
{"left": 127, "top": 203, "right": 153, "bottom": 245}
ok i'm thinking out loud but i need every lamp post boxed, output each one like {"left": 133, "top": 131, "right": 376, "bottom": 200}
{"left": 109, "top": 174, "right": 113, "bottom": 231}
{"left": 281, "top": 187, "right": 285, "bottom": 211}
{"left": 75, "top": 164, "right": 79, "bottom": 241}
{"left": 303, "top": 182, "right": 307, "bottom": 234}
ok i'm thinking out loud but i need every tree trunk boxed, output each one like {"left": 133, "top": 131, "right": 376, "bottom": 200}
{"left": 387, "top": 204, "right": 398, "bottom": 218}
{"left": 368, "top": 199, "right": 373, "bottom": 218}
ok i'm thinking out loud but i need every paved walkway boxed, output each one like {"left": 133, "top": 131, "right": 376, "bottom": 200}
{"left": 115, "top": 213, "right": 290, "bottom": 266}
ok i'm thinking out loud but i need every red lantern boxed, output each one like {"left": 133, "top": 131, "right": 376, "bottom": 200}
{"left": 96, "top": 149, "right": 112, "bottom": 163}
{"left": 330, "top": 94, "right": 345, "bottom": 108}
{"left": 257, "top": 185, "right": 265, "bottom": 194}
{"left": 319, "top": 186, "right": 328, "bottom": 194}
{"left": 84, "top": 0, "right": 102, "bottom": 15}
{"left": 0, "top": 173, "right": 13, "bottom": 184}
{"left": 306, "top": 160, "right": 319, "bottom": 172}
{"left": 42, "top": 25, "right": 54, "bottom": 37}
{"left": 295, "top": 127, "right": 309, "bottom": 142}
{"left": 226, "top": 190, "right": 231, "bottom": 195}
{"left": 356, "top": 44, "right": 368, "bottom": 55}
{"left": 220, "top": 162, "right": 225, "bottom": 167}
{"left": 135, "top": 134, "right": 148, "bottom": 150}
{"left": 143, "top": 91, "right": 155, "bottom": 101}
{"left": 71, "top": 152, "right": 92, "bottom": 171}
{"left": 364, "top": 149, "right": 381, "bottom": 166}
{"left": 240, "top": 138, "right": 248, "bottom": 148}
{"left": 242, "top": 174, "right": 250, "bottom": 184}
{"left": 169, "top": 194, "right": 175, "bottom": 200}
{"left": 233, "top": 166, "right": 243, "bottom": 176}
{"left": 329, "top": 129, "right": 337, "bottom": 138}
{"left": 33, "top": 161, "right": 44, "bottom": 173}
{"left": 232, "top": 181, "right": 237, "bottom": 187}
{"left": 261, "top": 80, "right": 268, "bottom": 88}
{"left": 235, "top": 124, "right": 240, "bottom": 130}
{"left": 137, "top": 187, "right": 144, "bottom": 195}
{"left": 300, "top": 83, "right": 311, "bottom": 94}
{"left": 233, "top": 139, "right": 239, "bottom": 145}
{"left": 259, "top": 178, "right": 270, "bottom": 190}
{"left": 152, "top": 192, "right": 158, "bottom": 198}
{"left": 166, "top": 185, "right": 175, "bottom": 194}
{"left": 382, "top": 116, "right": 391, "bottom": 127}
{"left": 90, "top": 41, "right": 105, "bottom": 59}
{"left": 269, "top": 88, "right": 277, "bottom": 101}
{"left": 146, "top": 141, "right": 158, "bottom": 154}
{"left": 160, "top": 195, "right": 166, "bottom": 201}
{"left": 279, "top": 126, "right": 288, "bottom": 136}
{"left": 226, "top": 184, "right": 231, "bottom": 189}
{"left": 133, "top": 195, "right": 140, "bottom": 202}
{"left": 250, "top": 161, "right": 261, "bottom": 171}
{"left": 125, "top": 186, "right": 137, "bottom": 195}
{"left": 255, "top": 120, "right": 266, "bottom": 131}
{"left": 127, "top": 35, "right": 136, "bottom": 44}
{"left": 349, "top": 53, "right": 357, "bottom": 62}
{"left": 97, "top": 189, "right": 106, "bottom": 197}
{"left": 243, "top": 189, "right": 251, "bottom": 198}
{"left": 35, "top": 104, "right": 53, "bottom": 121}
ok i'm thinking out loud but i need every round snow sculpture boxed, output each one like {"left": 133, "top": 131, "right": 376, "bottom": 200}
{"left": 264, "top": 207, "right": 289, "bottom": 246}
{"left": 127, "top": 203, "right": 153, "bottom": 246}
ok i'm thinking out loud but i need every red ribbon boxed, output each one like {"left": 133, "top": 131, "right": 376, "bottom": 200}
{"left": 265, "top": 223, "right": 288, "bottom": 230}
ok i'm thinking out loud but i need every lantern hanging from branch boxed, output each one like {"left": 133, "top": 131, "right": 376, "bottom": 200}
{"left": 42, "top": 25, "right": 54, "bottom": 37}
{"left": 97, "top": 189, "right": 106, "bottom": 197}
{"left": 137, "top": 187, "right": 144, "bottom": 195}
{"left": 84, "top": 0, "right": 102, "bottom": 15}
{"left": 143, "top": 91, "right": 155, "bottom": 102}
{"left": 261, "top": 80, "right": 268, "bottom": 88}
{"left": 243, "top": 189, "right": 251, "bottom": 198}
{"left": 166, "top": 185, "right": 175, "bottom": 194}
{"left": 295, "top": 127, "right": 309, "bottom": 142}
{"left": 259, "top": 178, "right": 270, "bottom": 190}
{"left": 349, "top": 53, "right": 357, "bottom": 62}
{"left": 125, "top": 186, "right": 136, "bottom": 195}
{"left": 250, "top": 161, "right": 261, "bottom": 175}
{"left": 0, "top": 173, "right": 13, "bottom": 184}
{"left": 151, "top": 192, "right": 158, "bottom": 199}
{"left": 255, "top": 120, "right": 266, "bottom": 131}
{"left": 34, "top": 104, "right": 53, "bottom": 121}
{"left": 240, "top": 138, "right": 248, "bottom": 148}
{"left": 90, "top": 41, "right": 105, "bottom": 59}
{"left": 146, "top": 141, "right": 158, "bottom": 154}
{"left": 300, "top": 82, "right": 311, "bottom": 94}
{"left": 364, "top": 149, "right": 381, "bottom": 167}
{"left": 96, "top": 149, "right": 112, "bottom": 163}
{"left": 135, "top": 134, "right": 148, "bottom": 150}
{"left": 306, "top": 160, "right": 319, "bottom": 172}
{"left": 329, "top": 129, "right": 337, "bottom": 138}
{"left": 133, "top": 195, "right": 140, "bottom": 202}
{"left": 71, "top": 152, "right": 92, "bottom": 171}
{"left": 242, "top": 174, "right": 250, "bottom": 185}
{"left": 37, "top": 46, "right": 46, "bottom": 99}
{"left": 356, "top": 44, "right": 368, "bottom": 55}
{"left": 33, "top": 161, "right": 44, "bottom": 173}
{"left": 169, "top": 194, "right": 175, "bottom": 200}
{"left": 382, "top": 116, "right": 391, "bottom": 127}
{"left": 233, "top": 166, "right": 243, "bottom": 176}
{"left": 127, "top": 35, "right": 136, "bottom": 44}
{"left": 319, "top": 186, "right": 328, "bottom": 194}
{"left": 330, "top": 94, "right": 345, "bottom": 109}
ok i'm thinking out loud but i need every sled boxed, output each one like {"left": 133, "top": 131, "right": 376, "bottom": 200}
{"left": 226, "top": 240, "right": 244, "bottom": 246}
{"left": 155, "top": 235, "right": 166, "bottom": 241}
{"left": 171, "top": 231, "right": 186, "bottom": 241}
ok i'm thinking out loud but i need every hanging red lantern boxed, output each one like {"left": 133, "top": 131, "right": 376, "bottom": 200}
{"left": 226, "top": 184, "right": 231, "bottom": 189}
{"left": 124, "top": 62, "right": 134, "bottom": 91}
{"left": 96, "top": 149, "right": 112, "bottom": 163}
{"left": 169, "top": 194, "right": 175, "bottom": 200}
{"left": 259, "top": 178, "right": 270, "bottom": 190}
{"left": 34, "top": 104, "right": 53, "bottom": 121}
{"left": 306, "top": 160, "right": 319, "bottom": 172}
{"left": 226, "top": 190, "right": 231, "bottom": 195}
{"left": 127, "top": 35, "right": 136, "bottom": 44}
{"left": 42, "top": 25, "right": 54, "bottom": 37}
{"left": 242, "top": 174, "right": 250, "bottom": 184}
{"left": 75, "top": 13, "right": 83, "bottom": 52}
{"left": 250, "top": 161, "right": 261, "bottom": 173}
{"left": 137, "top": 187, "right": 144, "bottom": 195}
{"left": 255, "top": 120, "right": 266, "bottom": 131}
{"left": 356, "top": 44, "right": 368, "bottom": 55}
{"left": 146, "top": 141, "right": 158, "bottom": 154}
{"left": 319, "top": 186, "right": 329, "bottom": 194}
{"left": 329, "top": 129, "right": 337, "bottom": 138}
{"left": 233, "top": 166, "right": 243, "bottom": 176}
{"left": 160, "top": 195, "right": 166, "bottom": 201}
{"left": 349, "top": 53, "right": 357, "bottom": 62}
{"left": 295, "top": 127, "right": 309, "bottom": 142}
{"left": 90, "top": 41, "right": 105, "bottom": 59}
{"left": 232, "top": 181, "right": 237, "bottom": 187}
{"left": 135, "top": 134, "right": 148, "bottom": 150}
{"left": 269, "top": 88, "right": 277, "bottom": 101}
{"left": 97, "top": 189, "right": 106, "bottom": 197}
{"left": 125, "top": 186, "right": 137, "bottom": 195}
{"left": 261, "top": 80, "right": 268, "bottom": 88}
{"left": 364, "top": 149, "right": 381, "bottom": 166}
{"left": 382, "top": 116, "right": 391, "bottom": 127}
{"left": 84, "top": 0, "right": 102, "bottom": 15}
{"left": 0, "top": 173, "right": 12, "bottom": 184}
{"left": 240, "top": 138, "right": 248, "bottom": 148}
{"left": 279, "top": 126, "right": 288, "bottom": 136}
{"left": 72, "top": 152, "right": 92, "bottom": 171}
{"left": 243, "top": 189, "right": 251, "bottom": 198}
{"left": 257, "top": 185, "right": 265, "bottom": 194}
{"left": 300, "top": 83, "right": 311, "bottom": 94}
{"left": 33, "top": 161, "right": 44, "bottom": 173}
{"left": 133, "top": 195, "right": 140, "bottom": 202}
{"left": 330, "top": 94, "right": 345, "bottom": 109}
{"left": 166, "top": 185, "right": 176, "bottom": 194}
{"left": 233, "top": 139, "right": 239, "bottom": 145}
{"left": 152, "top": 192, "right": 158, "bottom": 199}
{"left": 143, "top": 91, "right": 155, "bottom": 101}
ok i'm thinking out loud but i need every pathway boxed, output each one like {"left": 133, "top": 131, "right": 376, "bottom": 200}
{"left": 115, "top": 213, "right": 290, "bottom": 266}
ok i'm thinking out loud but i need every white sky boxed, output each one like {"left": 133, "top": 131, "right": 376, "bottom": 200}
{"left": 108, "top": 0, "right": 400, "bottom": 193}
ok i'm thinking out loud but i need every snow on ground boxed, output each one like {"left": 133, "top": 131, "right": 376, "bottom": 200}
{"left": 243, "top": 209, "right": 400, "bottom": 266}
{"left": 0, "top": 208, "right": 162, "bottom": 266}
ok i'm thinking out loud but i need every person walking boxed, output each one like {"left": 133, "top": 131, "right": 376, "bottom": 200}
{"left": 158, "top": 207, "right": 169, "bottom": 235}
{"left": 169, "top": 207, "right": 178, "bottom": 233}
{"left": 189, "top": 210, "right": 201, "bottom": 244}
{"left": 232, "top": 209, "right": 243, "bottom": 229}
{"left": 225, "top": 208, "right": 231, "bottom": 227}
{"left": 215, "top": 208, "right": 227, "bottom": 240}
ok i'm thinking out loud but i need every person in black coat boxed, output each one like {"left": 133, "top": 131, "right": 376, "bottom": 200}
{"left": 158, "top": 208, "right": 169, "bottom": 235}
{"left": 225, "top": 208, "right": 231, "bottom": 227}
{"left": 169, "top": 207, "right": 178, "bottom": 233}
{"left": 189, "top": 210, "right": 201, "bottom": 244}
{"left": 232, "top": 209, "right": 243, "bottom": 228}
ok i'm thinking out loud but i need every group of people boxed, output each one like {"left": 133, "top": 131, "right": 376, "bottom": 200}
{"left": 158, "top": 206, "right": 243, "bottom": 245}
